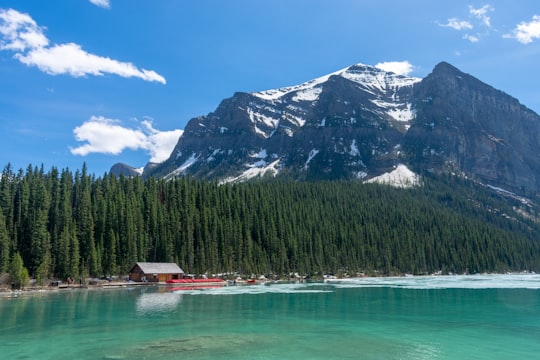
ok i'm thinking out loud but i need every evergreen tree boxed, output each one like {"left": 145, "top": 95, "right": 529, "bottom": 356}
{"left": 0, "top": 211, "right": 10, "bottom": 273}
{"left": 9, "top": 252, "right": 29, "bottom": 289}
{"left": 74, "top": 164, "right": 99, "bottom": 276}
{"left": 0, "top": 163, "right": 539, "bottom": 280}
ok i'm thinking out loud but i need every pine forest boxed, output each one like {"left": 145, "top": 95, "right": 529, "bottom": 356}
{"left": 0, "top": 163, "right": 539, "bottom": 285}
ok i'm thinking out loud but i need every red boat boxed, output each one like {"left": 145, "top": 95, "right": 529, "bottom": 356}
{"left": 165, "top": 278, "right": 226, "bottom": 286}
{"left": 168, "top": 285, "right": 224, "bottom": 291}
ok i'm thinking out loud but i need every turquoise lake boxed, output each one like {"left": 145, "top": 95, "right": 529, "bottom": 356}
{"left": 1, "top": 274, "right": 539, "bottom": 359}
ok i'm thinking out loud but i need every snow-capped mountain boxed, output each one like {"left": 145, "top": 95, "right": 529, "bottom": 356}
{"left": 143, "top": 63, "right": 421, "bottom": 182}
{"left": 122, "top": 61, "right": 540, "bottom": 195}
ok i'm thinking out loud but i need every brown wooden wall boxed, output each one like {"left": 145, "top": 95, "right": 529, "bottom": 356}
{"left": 128, "top": 265, "right": 182, "bottom": 282}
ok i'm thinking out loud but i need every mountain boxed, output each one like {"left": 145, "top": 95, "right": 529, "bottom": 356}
{"left": 119, "top": 61, "right": 540, "bottom": 196}
{"left": 405, "top": 62, "right": 540, "bottom": 195}
{"left": 142, "top": 63, "right": 420, "bottom": 181}
{"left": 109, "top": 163, "right": 143, "bottom": 177}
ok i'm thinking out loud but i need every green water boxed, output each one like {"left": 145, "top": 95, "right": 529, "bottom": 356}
{"left": 1, "top": 275, "right": 539, "bottom": 359}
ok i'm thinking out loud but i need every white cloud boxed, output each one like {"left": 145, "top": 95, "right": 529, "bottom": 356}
{"left": 71, "top": 116, "right": 183, "bottom": 163}
{"left": 89, "top": 0, "right": 111, "bottom": 9}
{"left": 469, "top": 5, "right": 493, "bottom": 28}
{"left": 463, "top": 34, "right": 480, "bottom": 43}
{"left": 375, "top": 61, "right": 414, "bottom": 76}
{"left": 438, "top": 5, "right": 494, "bottom": 43}
{"left": 440, "top": 18, "right": 473, "bottom": 31}
{"left": 504, "top": 15, "right": 540, "bottom": 44}
{"left": 15, "top": 43, "right": 166, "bottom": 83}
{"left": 0, "top": 8, "right": 48, "bottom": 51}
{"left": 140, "top": 119, "right": 184, "bottom": 163}
{"left": 0, "top": 8, "right": 165, "bottom": 84}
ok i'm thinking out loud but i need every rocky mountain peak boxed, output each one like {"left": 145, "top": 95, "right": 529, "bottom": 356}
{"left": 114, "top": 61, "right": 540, "bottom": 195}
{"left": 109, "top": 163, "right": 142, "bottom": 177}
{"left": 405, "top": 62, "right": 540, "bottom": 194}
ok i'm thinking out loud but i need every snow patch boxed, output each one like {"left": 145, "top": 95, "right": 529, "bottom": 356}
{"left": 283, "top": 127, "right": 294, "bottom": 137}
{"left": 356, "top": 171, "right": 368, "bottom": 179}
{"left": 221, "top": 159, "right": 281, "bottom": 184}
{"left": 207, "top": 149, "right": 221, "bottom": 162}
{"left": 387, "top": 103, "right": 415, "bottom": 122}
{"left": 165, "top": 153, "right": 199, "bottom": 179}
{"left": 303, "top": 149, "right": 319, "bottom": 170}
{"left": 292, "top": 87, "right": 323, "bottom": 102}
{"left": 486, "top": 184, "right": 514, "bottom": 195}
{"left": 370, "top": 100, "right": 415, "bottom": 122}
{"left": 253, "top": 67, "right": 347, "bottom": 101}
{"left": 366, "top": 164, "right": 420, "bottom": 188}
{"left": 341, "top": 65, "right": 421, "bottom": 92}
{"left": 253, "top": 125, "right": 269, "bottom": 138}
{"left": 251, "top": 149, "right": 268, "bottom": 159}
{"left": 253, "top": 63, "right": 420, "bottom": 103}
{"left": 247, "top": 107, "right": 279, "bottom": 129}
{"left": 349, "top": 140, "right": 360, "bottom": 156}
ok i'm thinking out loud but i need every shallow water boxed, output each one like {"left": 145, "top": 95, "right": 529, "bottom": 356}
{"left": 1, "top": 274, "right": 539, "bottom": 359}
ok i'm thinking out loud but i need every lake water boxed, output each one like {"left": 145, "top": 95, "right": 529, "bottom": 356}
{"left": 1, "top": 274, "right": 539, "bottom": 359}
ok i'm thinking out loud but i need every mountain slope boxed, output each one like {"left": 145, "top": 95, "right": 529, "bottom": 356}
{"left": 405, "top": 62, "right": 540, "bottom": 194}
{"left": 144, "top": 63, "right": 421, "bottom": 182}
{"left": 132, "top": 61, "right": 540, "bottom": 195}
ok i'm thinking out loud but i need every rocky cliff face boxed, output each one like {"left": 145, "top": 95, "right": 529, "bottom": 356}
{"left": 144, "top": 64, "right": 421, "bottom": 182}
{"left": 405, "top": 62, "right": 540, "bottom": 194}
{"left": 121, "top": 61, "right": 540, "bottom": 195}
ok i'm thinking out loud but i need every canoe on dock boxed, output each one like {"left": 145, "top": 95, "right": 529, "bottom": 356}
{"left": 165, "top": 278, "right": 226, "bottom": 287}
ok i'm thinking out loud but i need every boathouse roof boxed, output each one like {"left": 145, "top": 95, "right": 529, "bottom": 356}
{"left": 132, "top": 262, "right": 184, "bottom": 274}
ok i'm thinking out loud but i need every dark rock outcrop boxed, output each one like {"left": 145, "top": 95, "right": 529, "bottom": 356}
{"left": 405, "top": 62, "right": 540, "bottom": 194}
{"left": 109, "top": 163, "right": 142, "bottom": 177}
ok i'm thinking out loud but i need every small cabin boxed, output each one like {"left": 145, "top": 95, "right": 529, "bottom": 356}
{"left": 129, "top": 262, "right": 184, "bottom": 283}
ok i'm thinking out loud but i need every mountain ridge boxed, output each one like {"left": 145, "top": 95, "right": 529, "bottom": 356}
{"left": 405, "top": 61, "right": 540, "bottom": 194}
{"left": 115, "top": 61, "right": 540, "bottom": 196}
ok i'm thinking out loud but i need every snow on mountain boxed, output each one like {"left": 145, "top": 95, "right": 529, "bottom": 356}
{"left": 247, "top": 63, "right": 421, "bottom": 139}
{"left": 120, "top": 61, "right": 540, "bottom": 196}
{"left": 221, "top": 159, "right": 281, "bottom": 184}
{"left": 366, "top": 164, "right": 420, "bottom": 188}
{"left": 253, "top": 67, "right": 349, "bottom": 101}
{"left": 303, "top": 149, "right": 320, "bottom": 170}
{"left": 151, "top": 62, "right": 423, "bottom": 182}
{"left": 340, "top": 64, "right": 420, "bottom": 92}
{"left": 164, "top": 153, "right": 199, "bottom": 180}
{"left": 253, "top": 63, "right": 420, "bottom": 102}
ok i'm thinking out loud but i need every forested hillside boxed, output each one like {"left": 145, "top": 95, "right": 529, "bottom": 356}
{"left": 0, "top": 163, "right": 539, "bottom": 283}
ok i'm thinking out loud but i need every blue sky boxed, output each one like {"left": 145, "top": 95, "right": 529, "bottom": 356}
{"left": 1, "top": 1, "right": 540, "bottom": 175}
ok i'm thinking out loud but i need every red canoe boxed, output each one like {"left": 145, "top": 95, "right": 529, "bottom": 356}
{"left": 166, "top": 278, "right": 226, "bottom": 285}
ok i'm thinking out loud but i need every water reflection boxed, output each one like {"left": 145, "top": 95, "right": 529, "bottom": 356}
{"left": 136, "top": 290, "right": 183, "bottom": 315}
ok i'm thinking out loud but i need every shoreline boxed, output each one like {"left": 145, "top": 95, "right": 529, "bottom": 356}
{"left": 0, "top": 281, "right": 158, "bottom": 298}
{"left": 1, "top": 272, "right": 536, "bottom": 298}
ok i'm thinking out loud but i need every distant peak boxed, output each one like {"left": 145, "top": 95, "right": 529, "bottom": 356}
{"left": 431, "top": 61, "right": 462, "bottom": 75}
{"left": 252, "top": 62, "right": 420, "bottom": 101}
{"left": 348, "top": 63, "right": 376, "bottom": 70}
{"left": 434, "top": 61, "right": 454, "bottom": 68}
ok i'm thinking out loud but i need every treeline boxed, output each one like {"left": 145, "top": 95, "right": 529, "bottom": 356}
{"left": 0, "top": 163, "right": 539, "bottom": 283}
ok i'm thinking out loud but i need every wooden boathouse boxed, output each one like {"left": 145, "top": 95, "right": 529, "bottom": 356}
{"left": 129, "top": 262, "right": 184, "bottom": 283}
